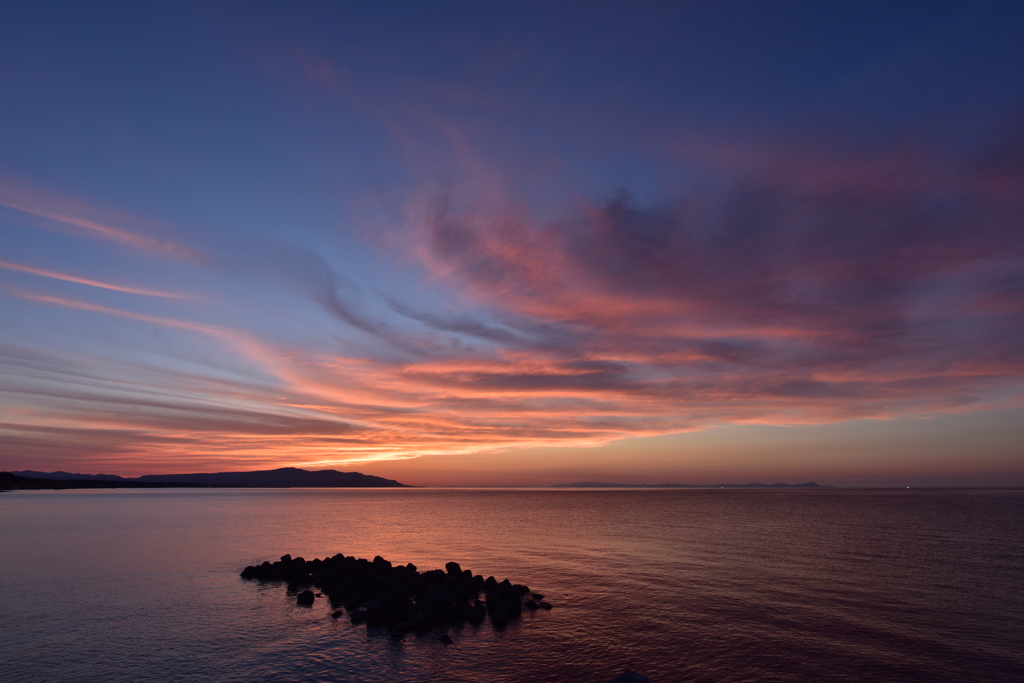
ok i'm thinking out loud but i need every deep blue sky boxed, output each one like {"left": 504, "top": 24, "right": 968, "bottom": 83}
{"left": 1, "top": 1, "right": 1022, "bottom": 485}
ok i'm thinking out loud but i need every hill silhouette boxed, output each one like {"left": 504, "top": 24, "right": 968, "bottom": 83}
{"left": 6, "top": 467, "right": 408, "bottom": 489}
{"left": 138, "top": 467, "right": 408, "bottom": 487}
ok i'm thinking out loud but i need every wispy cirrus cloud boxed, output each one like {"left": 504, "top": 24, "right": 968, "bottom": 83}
{"left": 0, "top": 260, "right": 190, "bottom": 298}
{"left": 5, "top": 60, "right": 1024, "bottom": 475}
{"left": 5, "top": 126, "right": 1023, "bottom": 475}
{"left": 0, "top": 176, "right": 200, "bottom": 260}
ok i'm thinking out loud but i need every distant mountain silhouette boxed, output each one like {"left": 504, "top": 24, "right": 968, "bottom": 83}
{"left": 7, "top": 467, "right": 408, "bottom": 488}
{"left": 137, "top": 467, "right": 408, "bottom": 487}
{"left": 2, "top": 472, "right": 201, "bottom": 490}
{"left": 13, "top": 470, "right": 127, "bottom": 481}
{"left": 552, "top": 481, "right": 829, "bottom": 488}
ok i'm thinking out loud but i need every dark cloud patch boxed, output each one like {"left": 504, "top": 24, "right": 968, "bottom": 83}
{"left": 0, "top": 342, "right": 83, "bottom": 377}
{"left": 693, "top": 339, "right": 770, "bottom": 365}
{"left": 386, "top": 296, "right": 525, "bottom": 345}
{"left": 273, "top": 247, "right": 386, "bottom": 337}
{"left": 0, "top": 422, "right": 144, "bottom": 458}
{"left": 571, "top": 181, "right": 1014, "bottom": 339}
{"left": 405, "top": 360, "right": 631, "bottom": 393}
{"left": 268, "top": 246, "right": 493, "bottom": 360}
{"left": 9, "top": 387, "right": 360, "bottom": 436}
{"left": 1, "top": 379, "right": 361, "bottom": 436}
{"left": 420, "top": 135, "right": 1024, "bottom": 391}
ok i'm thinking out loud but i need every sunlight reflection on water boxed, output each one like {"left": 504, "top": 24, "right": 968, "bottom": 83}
{"left": 1, "top": 488, "right": 1022, "bottom": 682}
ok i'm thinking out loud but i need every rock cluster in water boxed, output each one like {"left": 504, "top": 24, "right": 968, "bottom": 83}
{"left": 241, "top": 553, "right": 551, "bottom": 636}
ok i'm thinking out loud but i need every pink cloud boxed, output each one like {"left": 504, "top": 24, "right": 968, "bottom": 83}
{"left": 0, "top": 260, "right": 190, "bottom": 298}
{"left": 4, "top": 113, "right": 1023, "bottom": 476}
{"left": 0, "top": 176, "right": 200, "bottom": 260}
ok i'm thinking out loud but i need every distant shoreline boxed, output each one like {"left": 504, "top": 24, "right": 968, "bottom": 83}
{"left": 7, "top": 470, "right": 1022, "bottom": 492}
{"left": 4, "top": 474, "right": 1022, "bottom": 492}
{"left": 1, "top": 472, "right": 205, "bottom": 491}
{"left": 551, "top": 481, "right": 831, "bottom": 489}
{"left": 1, "top": 467, "right": 409, "bottom": 491}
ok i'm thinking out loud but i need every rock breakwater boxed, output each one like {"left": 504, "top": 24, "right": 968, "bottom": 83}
{"left": 241, "top": 553, "right": 551, "bottom": 637}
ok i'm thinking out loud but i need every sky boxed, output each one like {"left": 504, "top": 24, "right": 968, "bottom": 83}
{"left": 1, "top": 1, "right": 1022, "bottom": 486}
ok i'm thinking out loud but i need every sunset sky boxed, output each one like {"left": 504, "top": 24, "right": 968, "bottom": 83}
{"left": 1, "top": 1, "right": 1022, "bottom": 486}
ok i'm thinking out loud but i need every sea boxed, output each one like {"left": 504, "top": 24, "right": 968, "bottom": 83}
{"left": 1, "top": 487, "right": 1021, "bottom": 683}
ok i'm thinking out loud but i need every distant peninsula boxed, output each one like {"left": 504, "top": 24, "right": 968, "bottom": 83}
{"left": 552, "top": 481, "right": 830, "bottom": 488}
{"left": 2, "top": 467, "right": 409, "bottom": 490}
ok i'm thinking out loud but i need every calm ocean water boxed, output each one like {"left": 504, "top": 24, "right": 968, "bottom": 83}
{"left": 1, "top": 488, "right": 1021, "bottom": 682}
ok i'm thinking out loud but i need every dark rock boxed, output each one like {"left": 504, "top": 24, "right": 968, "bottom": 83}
{"left": 454, "top": 582, "right": 477, "bottom": 601}
{"left": 467, "top": 602, "right": 487, "bottom": 624}
{"left": 240, "top": 553, "right": 549, "bottom": 638}
{"left": 438, "top": 634, "right": 453, "bottom": 645}
{"left": 498, "top": 598, "right": 521, "bottom": 617}
{"left": 410, "top": 612, "right": 432, "bottom": 631}
{"left": 365, "top": 607, "right": 388, "bottom": 628}
{"left": 531, "top": 593, "right": 544, "bottom": 601}
{"left": 441, "top": 601, "right": 465, "bottom": 624}
{"left": 389, "top": 621, "right": 412, "bottom": 637}
{"left": 421, "top": 569, "right": 446, "bottom": 584}
{"left": 608, "top": 671, "right": 649, "bottom": 683}
{"left": 288, "top": 574, "right": 312, "bottom": 588}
